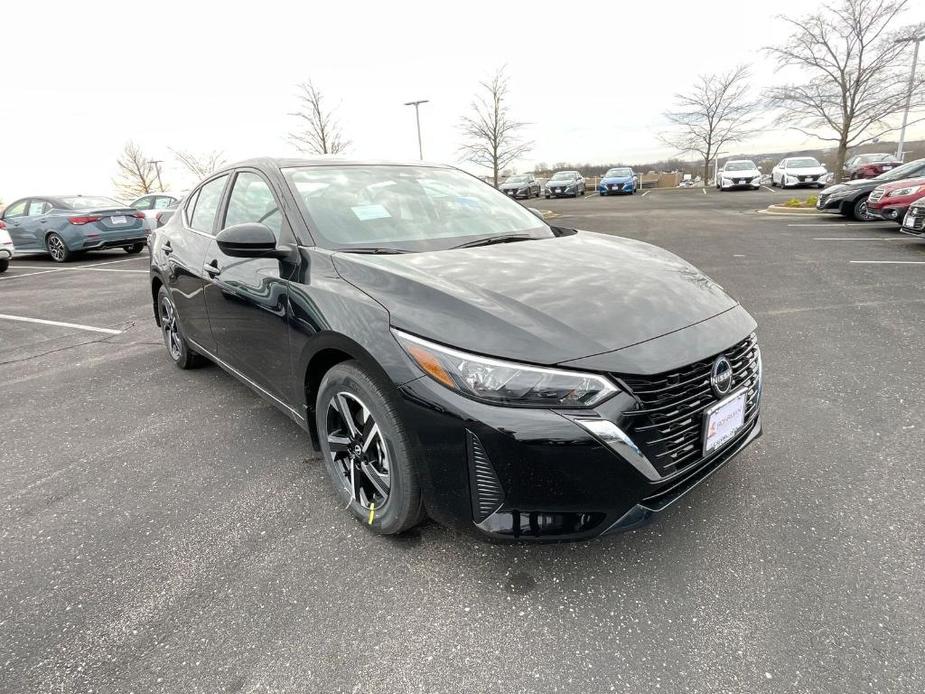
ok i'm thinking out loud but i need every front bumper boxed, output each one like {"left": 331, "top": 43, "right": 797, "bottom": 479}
{"left": 816, "top": 193, "right": 849, "bottom": 213}
{"left": 719, "top": 179, "right": 760, "bottom": 189}
{"left": 546, "top": 187, "right": 578, "bottom": 197}
{"left": 399, "top": 366, "right": 762, "bottom": 542}
{"left": 598, "top": 182, "right": 634, "bottom": 194}
{"left": 901, "top": 209, "right": 925, "bottom": 236}
{"left": 502, "top": 189, "right": 529, "bottom": 199}
{"left": 867, "top": 204, "right": 907, "bottom": 222}
{"left": 0, "top": 247, "right": 12, "bottom": 260}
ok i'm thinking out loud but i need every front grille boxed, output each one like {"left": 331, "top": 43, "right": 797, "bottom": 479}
{"left": 617, "top": 335, "right": 760, "bottom": 477}
{"left": 905, "top": 214, "right": 925, "bottom": 230}
{"left": 869, "top": 188, "right": 885, "bottom": 203}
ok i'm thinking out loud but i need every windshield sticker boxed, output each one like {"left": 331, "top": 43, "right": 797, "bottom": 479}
{"left": 351, "top": 204, "right": 391, "bottom": 221}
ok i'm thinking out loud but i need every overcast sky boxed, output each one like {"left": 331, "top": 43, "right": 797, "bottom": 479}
{"left": 1, "top": 0, "right": 923, "bottom": 200}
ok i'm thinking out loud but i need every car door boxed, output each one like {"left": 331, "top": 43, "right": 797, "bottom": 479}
{"left": 0, "top": 199, "right": 36, "bottom": 249}
{"left": 164, "top": 174, "right": 230, "bottom": 355}
{"left": 202, "top": 168, "right": 296, "bottom": 404}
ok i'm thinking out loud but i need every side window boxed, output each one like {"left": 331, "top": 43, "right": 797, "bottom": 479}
{"left": 153, "top": 196, "right": 174, "bottom": 209}
{"left": 133, "top": 196, "right": 153, "bottom": 210}
{"left": 27, "top": 200, "right": 51, "bottom": 216}
{"left": 189, "top": 175, "right": 228, "bottom": 233}
{"left": 223, "top": 172, "right": 282, "bottom": 237}
{"left": 3, "top": 200, "right": 28, "bottom": 218}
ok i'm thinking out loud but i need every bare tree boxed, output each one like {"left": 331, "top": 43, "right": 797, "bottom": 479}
{"left": 765, "top": 0, "right": 925, "bottom": 181}
{"left": 288, "top": 80, "right": 350, "bottom": 155}
{"left": 459, "top": 67, "right": 533, "bottom": 186}
{"left": 660, "top": 65, "right": 759, "bottom": 183}
{"left": 113, "top": 141, "right": 161, "bottom": 199}
{"left": 171, "top": 148, "right": 227, "bottom": 180}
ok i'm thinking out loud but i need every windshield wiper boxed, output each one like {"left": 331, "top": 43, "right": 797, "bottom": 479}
{"left": 451, "top": 234, "right": 536, "bottom": 249}
{"left": 336, "top": 246, "right": 409, "bottom": 254}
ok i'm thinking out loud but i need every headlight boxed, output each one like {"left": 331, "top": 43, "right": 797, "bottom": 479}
{"left": 393, "top": 329, "right": 619, "bottom": 408}
{"left": 888, "top": 185, "right": 923, "bottom": 197}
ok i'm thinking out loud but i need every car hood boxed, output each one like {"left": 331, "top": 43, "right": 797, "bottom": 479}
{"left": 500, "top": 182, "right": 529, "bottom": 190}
{"left": 877, "top": 176, "right": 925, "bottom": 192}
{"left": 332, "top": 231, "right": 738, "bottom": 365}
{"left": 547, "top": 180, "right": 576, "bottom": 186}
{"left": 783, "top": 166, "right": 827, "bottom": 176}
{"left": 822, "top": 177, "right": 881, "bottom": 196}
{"left": 721, "top": 170, "right": 759, "bottom": 177}
{"left": 601, "top": 176, "right": 633, "bottom": 184}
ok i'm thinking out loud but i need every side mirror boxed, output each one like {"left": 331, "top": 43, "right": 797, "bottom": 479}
{"left": 216, "top": 223, "right": 288, "bottom": 258}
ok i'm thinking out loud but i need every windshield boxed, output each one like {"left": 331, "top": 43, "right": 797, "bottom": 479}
{"left": 551, "top": 172, "right": 576, "bottom": 180}
{"left": 58, "top": 195, "right": 123, "bottom": 209}
{"left": 604, "top": 168, "right": 632, "bottom": 177}
{"left": 788, "top": 158, "right": 821, "bottom": 169}
{"left": 284, "top": 165, "right": 550, "bottom": 252}
{"left": 505, "top": 175, "right": 530, "bottom": 184}
{"left": 876, "top": 158, "right": 925, "bottom": 181}
{"left": 724, "top": 161, "right": 756, "bottom": 171}
{"left": 858, "top": 154, "right": 896, "bottom": 164}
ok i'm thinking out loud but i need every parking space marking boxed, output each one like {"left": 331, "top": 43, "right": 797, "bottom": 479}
{"left": 761, "top": 186, "right": 778, "bottom": 193}
{"left": 849, "top": 260, "right": 925, "bottom": 265}
{"left": 0, "top": 256, "right": 149, "bottom": 281}
{"left": 0, "top": 313, "right": 124, "bottom": 335}
{"left": 813, "top": 237, "right": 911, "bottom": 241}
{"left": 0, "top": 268, "right": 67, "bottom": 281}
{"left": 641, "top": 191, "right": 649, "bottom": 197}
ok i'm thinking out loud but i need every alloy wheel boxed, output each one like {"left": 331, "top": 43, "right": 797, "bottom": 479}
{"left": 159, "top": 295, "right": 182, "bottom": 360}
{"left": 47, "top": 235, "right": 66, "bottom": 262}
{"left": 325, "top": 391, "right": 391, "bottom": 509}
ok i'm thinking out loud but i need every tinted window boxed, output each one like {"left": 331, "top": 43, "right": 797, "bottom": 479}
{"left": 3, "top": 200, "right": 27, "bottom": 218}
{"left": 27, "top": 200, "right": 51, "bottom": 216}
{"left": 223, "top": 172, "right": 282, "bottom": 237}
{"left": 132, "top": 196, "right": 154, "bottom": 210}
{"left": 59, "top": 196, "right": 122, "bottom": 208}
{"left": 189, "top": 176, "right": 228, "bottom": 233}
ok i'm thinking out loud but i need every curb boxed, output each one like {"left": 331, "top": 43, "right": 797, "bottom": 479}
{"left": 762, "top": 205, "right": 829, "bottom": 216}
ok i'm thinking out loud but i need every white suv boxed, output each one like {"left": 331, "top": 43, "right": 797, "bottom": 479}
{"left": 717, "top": 160, "right": 762, "bottom": 190}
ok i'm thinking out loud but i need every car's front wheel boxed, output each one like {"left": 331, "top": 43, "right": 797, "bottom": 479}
{"left": 126, "top": 243, "right": 145, "bottom": 254}
{"left": 157, "top": 286, "right": 204, "bottom": 369}
{"left": 317, "top": 361, "right": 424, "bottom": 535}
{"left": 0, "top": 258, "right": 8, "bottom": 273}
{"left": 46, "top": 232, "right": 71, "bottom": 263}
{"left": 853, "top": 196, "right": 872, "bottom": 221}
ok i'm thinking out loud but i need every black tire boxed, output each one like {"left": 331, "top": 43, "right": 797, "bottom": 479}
{"left": 853, "top": 196, "right": 872, "bottom": 222}
{"left": 600, "top": 191, "right": 607, "bottom": 196}
{"left": 0, "top": 258, "right": 8, "bottom": 273}
{"left": 126, "top": 243, "right": 145, "bottom": 254}
{"left": 544, "top": 194, "right": 550, "bottom": 199}
{"left": 45, "top": 232, "right": 71, "bottom": 263}
{"left": 156, "top": 286, "right": 204, "bottom": 369}
{"left": 317, "top": 361, "right": 424, "bottom": 535}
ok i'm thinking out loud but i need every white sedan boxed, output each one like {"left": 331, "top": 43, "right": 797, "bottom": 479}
{"left": 0, "top": 224, "right": 14, "bottom": 272}
{"left": 771, "top": 157, "right": 827, "bottom": 189}
{"left": 716, "top": 160, "right": 762, "bottom": 190}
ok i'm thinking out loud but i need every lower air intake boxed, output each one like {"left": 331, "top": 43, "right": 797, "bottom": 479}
{"left": 467, "top": 431, "right": 504, "bottom": 522}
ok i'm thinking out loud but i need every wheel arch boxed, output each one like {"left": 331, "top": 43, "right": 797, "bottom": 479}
{"left": 151, "top": 273, "right": 165, "bottom": 327}
{"left": 300, "top": 332, "right": 401, "bottom": 451}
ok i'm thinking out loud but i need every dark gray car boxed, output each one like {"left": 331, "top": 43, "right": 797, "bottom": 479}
{"left": 499, "top": 173, "right": 541, "bottom": 199}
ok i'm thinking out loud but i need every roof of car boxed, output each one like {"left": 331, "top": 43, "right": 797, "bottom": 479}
{"left": 224, "top": 156, "right": 453, "bottom": 171}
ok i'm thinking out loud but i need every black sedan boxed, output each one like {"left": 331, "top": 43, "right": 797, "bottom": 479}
{"left": 150, "top": 158, "right": 762, "bottom": 541}
{"left": 817, "top": 158, "right": 925, "bottom": 221}
{"left": 498, "top": 173, "right": 541, "bottom": 199}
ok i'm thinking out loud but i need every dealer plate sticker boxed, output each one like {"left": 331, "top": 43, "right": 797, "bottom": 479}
{"left": 111, "top": 215, "right": 127, "bottom": 225}
{"left": 703, "top": 390, "right": 746, "bottom": 455}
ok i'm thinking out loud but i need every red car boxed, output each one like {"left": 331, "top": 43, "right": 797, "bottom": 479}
{"left": 843, "top": 153, "right": 901, "bottom": 180}
{"left": 866, "top": 177, "right": 925, "bottom": 223}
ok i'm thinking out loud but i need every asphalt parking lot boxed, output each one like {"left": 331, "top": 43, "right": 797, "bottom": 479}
{"left": 2, "top": 187, "right": 923, "bottom": 693}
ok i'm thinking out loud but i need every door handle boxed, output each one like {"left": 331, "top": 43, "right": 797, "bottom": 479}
{"left": 203, "top": 261, "right": 221, "bottom": 277}
{"left": 162, "top": 241, "right": 173, "bottom": 255}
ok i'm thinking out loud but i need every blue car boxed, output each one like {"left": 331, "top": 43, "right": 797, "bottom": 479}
{"left": 0, "top": 195, "right": 148, "bottom": 262}
{"left": 598, "top": 167, "right": 638, "bottom": 196}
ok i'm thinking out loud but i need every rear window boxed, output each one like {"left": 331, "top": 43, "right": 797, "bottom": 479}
{"left": 59, "top": 196, "right": 122, "bottom": 209}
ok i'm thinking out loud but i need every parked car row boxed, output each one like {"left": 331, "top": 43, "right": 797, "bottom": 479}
{"left": 817, "top": 158, "right": 925, "bottom": 221}
{"left": 0, "top": 191, "right": 185, "bottom": 264}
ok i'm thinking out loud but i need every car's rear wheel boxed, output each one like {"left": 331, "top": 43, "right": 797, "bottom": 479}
{"left": 157, "top": 286, "right": 203, "bottom": 369}
{"left": 317, "top": 361, "right": 424, "bottom": 535}
{"left": 126, "top": 243, "right": 145, "bottom": 254}
{"left": 46, "top": 233, "right": 71, "bottom": 263}
{"left": 0, "top": 258, "right": 8, "bottom": 273}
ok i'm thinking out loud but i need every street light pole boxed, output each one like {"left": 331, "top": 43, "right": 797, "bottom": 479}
{"left": 403, "top": 100, "right": 429, "bottom": 159}
{"left": 895, "top": 34, "right": 923, "bottom": 162}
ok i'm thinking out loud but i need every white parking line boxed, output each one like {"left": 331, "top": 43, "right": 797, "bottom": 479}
{"left": 641, "top": 191, "right": 649, "bottom": 197}
{"left": 702, "top": 188, "right": 707, "bottom": 195}
{"left": 813, "top": 237, "right": 911, "bottom": 241}
{"left": 0, "top": 255, "right": 148, "bottom": 281}
{"left": 0, "top": 313, "right": 123, "bottom": 335}
{"left": 849, "top": 260, "right": 925, "bottom": 265}
{"left": 761, "top": 186, "right": 777, "bottom": 193}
